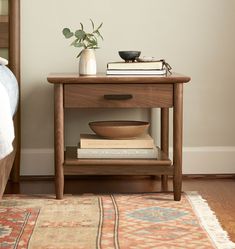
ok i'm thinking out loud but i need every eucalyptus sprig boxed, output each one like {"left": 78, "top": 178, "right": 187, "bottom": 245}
{"left": 62, "top": 19, "right": 103, "bottom": 58}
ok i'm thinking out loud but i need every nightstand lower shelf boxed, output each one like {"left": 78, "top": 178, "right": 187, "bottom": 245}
{"left": 64, "top": 146, "right": 173, "bottom": 175}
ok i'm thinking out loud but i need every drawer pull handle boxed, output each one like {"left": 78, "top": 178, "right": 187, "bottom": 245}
{"left": 104, "top": 94, "right": 133, "bottom": 100}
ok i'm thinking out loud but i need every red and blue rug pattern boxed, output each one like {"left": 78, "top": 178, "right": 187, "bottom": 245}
{"left": 0, "top": 205, "right": 39, "bottom": 248}
{"left": 0, "top": 193, "right": 234, "bottom": 249}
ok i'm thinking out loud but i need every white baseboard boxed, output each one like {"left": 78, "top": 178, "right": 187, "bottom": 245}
{"left": 180, "top": 147, "right": 235, "bottom": 174}
{"left": 20, "top": 147, "right": 235, "bottom": 176}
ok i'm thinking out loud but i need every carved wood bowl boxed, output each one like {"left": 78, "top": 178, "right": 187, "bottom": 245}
{"left": 89, "top": 120, "right": 150, "bottom": 139}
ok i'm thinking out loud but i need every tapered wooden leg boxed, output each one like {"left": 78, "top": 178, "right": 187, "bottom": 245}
{"left": 54, "top": 84, "right": 64, "bottom": 199}
{"left": 161, "top": 108, "right": 169, "bottom": 191}
{"left": 173, "top": 84, "right": 183, "bottom": 201}
{"left": 161, "top": 175, "right": 168, "bottom": 191}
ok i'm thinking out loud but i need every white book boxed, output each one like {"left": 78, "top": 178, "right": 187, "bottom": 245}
{"left": 107, "top": 60, "right": 164, "bottom": 70}
{"left": 106, "top": 69, "right": 167, "bottom": 75}
{"left": 77, "top": 147, "right": 158, "bottom": 159}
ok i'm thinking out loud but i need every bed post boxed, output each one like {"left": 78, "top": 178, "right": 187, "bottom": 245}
{"left": 9, "top": 0, "right": 21, "bottom": 182}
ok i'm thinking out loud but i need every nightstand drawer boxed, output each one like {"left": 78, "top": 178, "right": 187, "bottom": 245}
{"left": 64, "top": 84, "right": 173, "bottom": 108}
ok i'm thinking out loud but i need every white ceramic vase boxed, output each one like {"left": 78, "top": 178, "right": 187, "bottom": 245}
{"left": 79, "top": 49, "right": 97, "bottom": 75}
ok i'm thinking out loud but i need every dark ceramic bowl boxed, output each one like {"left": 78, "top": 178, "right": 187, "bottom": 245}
{"left": 118, "top": 51, "right": 141, "bottom": 62}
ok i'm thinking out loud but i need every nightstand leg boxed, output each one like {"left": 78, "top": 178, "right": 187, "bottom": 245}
{"left": 161, "top": 108, "right": 169, "bottom": 191}
{"left": 173, "top": 84, "right": 183, "bottom": 201}
{"left": 54, "top": 84, "right": 64, "bottom": 199}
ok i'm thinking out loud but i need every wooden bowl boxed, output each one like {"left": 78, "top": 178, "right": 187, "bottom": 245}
{"left": 89, "top": 120, "right": 149, "bottom": 139}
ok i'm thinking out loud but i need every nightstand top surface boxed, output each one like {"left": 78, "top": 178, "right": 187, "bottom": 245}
{"left": 47, "top": 72, "right": 191, "bottom": 84}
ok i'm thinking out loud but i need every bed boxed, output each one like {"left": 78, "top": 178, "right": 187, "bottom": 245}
{"left": 0, "top": 0, "right": 20, "bottom": 198}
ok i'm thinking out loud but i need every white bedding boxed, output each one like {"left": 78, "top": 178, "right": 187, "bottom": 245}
{"left": 0, "top": 82, "right": 15, "bottom": 159}
{"left": 0, "top": 60, "right": 19, "bottom": 160}
{"left": 0, "top": 64, "right": 19, "bottom": 116}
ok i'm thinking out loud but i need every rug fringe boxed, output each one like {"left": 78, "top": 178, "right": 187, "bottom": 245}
{"left": 186, "top": 191, "right": 235, "bottom": 249}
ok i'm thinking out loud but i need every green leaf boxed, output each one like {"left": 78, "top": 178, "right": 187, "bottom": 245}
{"left": 90, "top": 42, "right": 97, "bottom": 48}
{"left": 76, "top": 50, "right": 83, "bottom": 58}
{"left": 86, "top": 34, "right": 95, "bottom": 41}
{"left": 62, "top": 28, "right": 74, "bottom": 39}
{"left": 74, "top": 42, "right": 84, "bottom": 48}
{"left": 62, "top": 28, "right": 70, "bottom": 35}
{"left": 91, "top": 39, "right": 97, "bottom": 45}
{"left": 90, "top": 19, "right": 95, "bottom": 30}
{"left": 96, "top": 30, "right": 104, "bottom": 40}
{"left": 86, "top": 33, "right": 94, "bottom": 38}
{"left": 90, "top": 35, "right": 98, "bottom": 44}
{"left": 85, "top": 37, "right": 91, "bottom": 43}
{"left": 85, "top": 35, "right": 90, "bottom": 40}
{"left": 97, "top": 22, "right": 103, "bottom": 30}
{"left": 75, "top": 29, "right": 86, "bottom": 39}
{"left": 70, "top": 38, "right": 79, "bottom": 46}
{"left": 87, "top": 39, "right": 98, "bottom": 48}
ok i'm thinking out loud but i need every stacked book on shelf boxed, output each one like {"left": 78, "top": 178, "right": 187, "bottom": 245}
{"left": 77, "top": 134, "right": 157, "bottom": 159}
{"left": 106, "top": 60, "right": 167, "bottom": 75}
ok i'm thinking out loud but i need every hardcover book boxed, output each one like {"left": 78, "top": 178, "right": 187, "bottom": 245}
{"left": 80, "top": 134, "right": 155, "bottom": 149}
{"left": 107, "top": 60, "right": 164, "bottom": 70}
{"left": 106, "top": 69, "right": 167, "bottom": 75}
{"left": 77, "top": 147, "right": 158, "bottom": 159}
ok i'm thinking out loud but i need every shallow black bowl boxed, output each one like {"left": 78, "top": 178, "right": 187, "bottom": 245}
{"left": 118, "top": 51, "right": 141, "bottom": 62}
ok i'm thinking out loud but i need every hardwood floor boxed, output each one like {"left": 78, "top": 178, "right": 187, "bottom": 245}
{"left": 5, "top": 175, "right": 235, "bottom": 242}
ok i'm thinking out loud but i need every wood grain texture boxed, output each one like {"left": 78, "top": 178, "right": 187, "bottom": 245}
{"left": 0, "top": 139, "right": 16, "bottom": 199}
{"left": 54, "top": 84, "right": 64, "bottom": 199}
{"left": 161, "top": 108, "right": 169, "bottom": 190}
{"left": 161, "top": 108, "right": 169, "bottom": 155}
{"left": 173, "top": 84, "right": 183, "bottom": 201}
{"left": 0, "top": 15, "right": 8, "bottom": 22}
{"left": 9, "top": 0, "right": 21, "bottom": 82}
{"left": 9, "top": 0, "right": 21, "bottom": 183}
{"left": 48, "top": 73, "right": 191, "bottom": 84}
{"left": 64, "top": 84, "right": 173, "bottom": 108}
{"left": 64, "top": 165, "right": 173, "bottom": 176}
{"left": 49, "top": 73, "right": 190, "bottom": 200}
{"left": 0, "top": 15, "right": 8, "bottom": 48}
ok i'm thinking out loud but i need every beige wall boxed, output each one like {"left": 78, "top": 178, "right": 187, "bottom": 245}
{"left": 0, "top": 0, "right": 7, "bottom": 13}
{"left": 1, "top": 0, "right": 235, "bottom": 152}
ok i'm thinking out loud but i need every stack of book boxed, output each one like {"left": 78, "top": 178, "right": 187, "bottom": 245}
{"left": 106, "top": 60, "right": 166, "bottom": 75}
{"left": 77, "top": 134, "right": 157, "bottom": 159}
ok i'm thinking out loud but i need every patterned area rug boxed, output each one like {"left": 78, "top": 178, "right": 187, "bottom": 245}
{"left": 0, "top": 192, "right": 234, "bottom": 249}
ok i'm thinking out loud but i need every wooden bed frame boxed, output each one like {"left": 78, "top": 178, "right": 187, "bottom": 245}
{"left": 0, "top": 0, "right": 20, "bottom": 198}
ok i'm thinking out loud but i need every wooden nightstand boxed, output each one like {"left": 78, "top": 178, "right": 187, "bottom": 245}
{"left": 47, "top": 73, "right": 191, "bottom": 200}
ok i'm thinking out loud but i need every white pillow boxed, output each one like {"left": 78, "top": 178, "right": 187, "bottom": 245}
{"left": 0, "top": 57, "right": 9, "bottom": 65}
